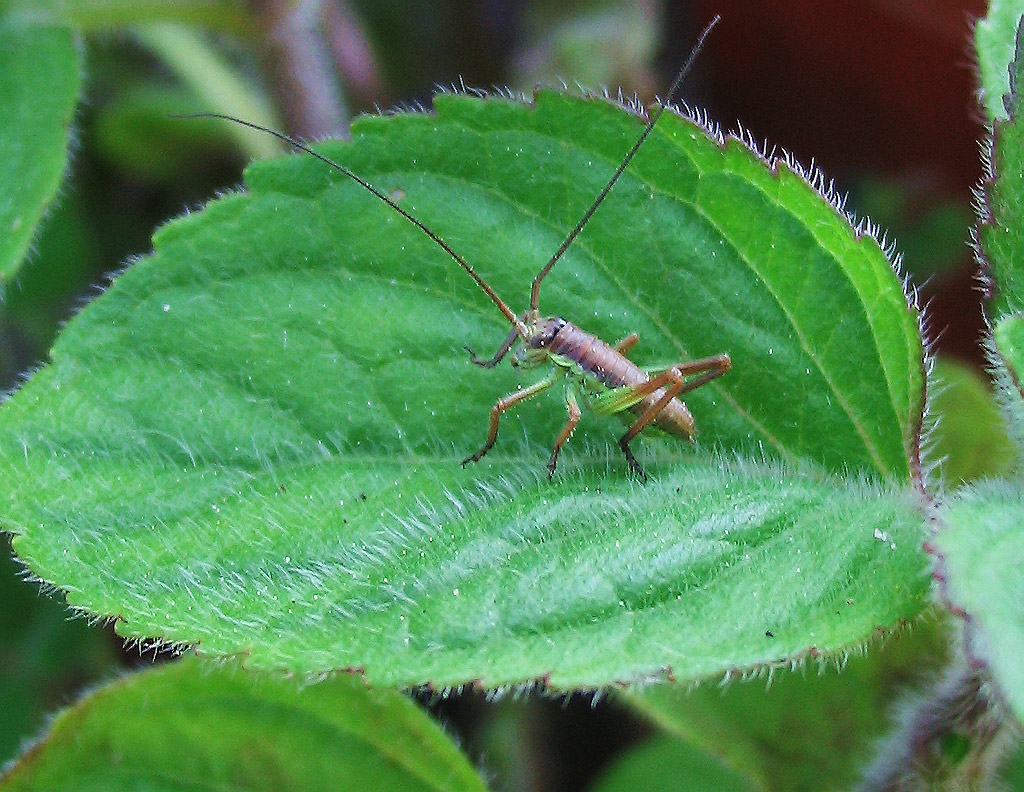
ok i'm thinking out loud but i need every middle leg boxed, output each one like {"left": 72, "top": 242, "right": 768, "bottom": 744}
{"left": 547, "top": 388, "right": 581, "bottom": 479}
{"left": 613, "top": 332, "right": 640, "bottom": 356}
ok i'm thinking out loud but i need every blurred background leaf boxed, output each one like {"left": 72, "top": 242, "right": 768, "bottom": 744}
{"left": 0, "top": 24, "right": 79, "bottom": 282}
{"left": 0, "top": 657, "right": 488, "bottom": 791}
{"left": 928, "top": 356, "right": 1016, "bottom": 486}
{"left": 0, "top": 535, "right": 117, "bottom": 767}
{"left": 625, "top": 614, "right": 953, "bottom": 792}
{"left": 589, "top": 735, "right": 756, "bottom": 792}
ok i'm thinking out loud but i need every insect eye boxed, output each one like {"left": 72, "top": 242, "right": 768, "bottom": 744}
{"left": 539, "top": 327, "right": 559, "bottom": 346}
{"left": 544, "top": 319, "right": 566, "bottom": 345}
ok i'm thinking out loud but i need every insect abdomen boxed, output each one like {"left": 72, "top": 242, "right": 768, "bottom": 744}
{"left": 547, "top": 320, "right": 696, "bottom": 438}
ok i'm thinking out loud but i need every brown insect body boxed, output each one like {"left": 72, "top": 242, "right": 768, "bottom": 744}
{"left": 524, "top": 316, "right": 696, "bottom": 437}
{"left": 465, "top": 309, "right": 731, "bottom": 479}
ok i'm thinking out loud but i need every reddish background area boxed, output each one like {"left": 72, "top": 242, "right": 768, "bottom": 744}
{"left": 671, "top": 0, "right": 988, "bottom": 364}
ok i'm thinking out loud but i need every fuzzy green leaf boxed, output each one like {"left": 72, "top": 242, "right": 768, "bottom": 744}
{"left": 979, "top": 16, "right": 1024, "bottom": 317}
{"left": 1, "top": 92, "right": 927, "bottom": 687}
{"left": 934, "top": 482, "right": 1024, "bottom": 722}
{"left": 992, "top": 313, "right": 1024, "bottom": 455}
{"left": 0, "top": 22, "right": 80, "bottom": 281}
{"left": 976, "top": 0, "right": 1024, "bottom": 122}
{"left": 0, "top": 657, "right": 486, "bottom": 792}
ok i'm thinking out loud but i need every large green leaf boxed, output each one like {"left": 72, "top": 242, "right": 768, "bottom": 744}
{"left": 1, "top": 91, "right": 927, "bottom": 687}
{"left": 0, "top": 657, "right": 487, "bottom": 792}
{"left": 934, "top": 482, "right": 1024, "bottom": 722}
{"left": 0, "top": 22, "right": 80, "bottom": 281}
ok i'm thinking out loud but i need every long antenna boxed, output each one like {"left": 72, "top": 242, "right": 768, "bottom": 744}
{"left": 173, "top": 112, "right": 529, "bottom": 338}
{"left": 528, "top": 14, "right": 720, "bottom": 312}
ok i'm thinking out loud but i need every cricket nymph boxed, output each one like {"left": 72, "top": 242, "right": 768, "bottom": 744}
{"left": 466, "top": 309, "right": 730, "bottom": 480}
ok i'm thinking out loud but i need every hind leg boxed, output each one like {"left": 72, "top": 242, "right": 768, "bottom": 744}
{"left": 604, "top": 353, "right": 731, "bottom": 479}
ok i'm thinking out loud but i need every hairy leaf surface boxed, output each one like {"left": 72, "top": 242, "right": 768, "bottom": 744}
{"left": 0, "top": 91, "right": 927, "bottom": 686}
{"left": 935, "top": 482, "right": 1024, "bottom": 722}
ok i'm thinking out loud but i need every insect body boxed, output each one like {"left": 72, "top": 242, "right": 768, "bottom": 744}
{"left": 185, "top": 16, "right": 729, "bottom": 481}
{"left": 463, "top": 313, "right": 730, "bottom": 480}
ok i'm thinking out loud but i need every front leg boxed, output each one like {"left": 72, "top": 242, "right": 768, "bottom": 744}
{"left": 465, "top": 326, "right": 519, "bottom": 369}
{"left": 462, "top": 372, "right": 559, "bottom": 466}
